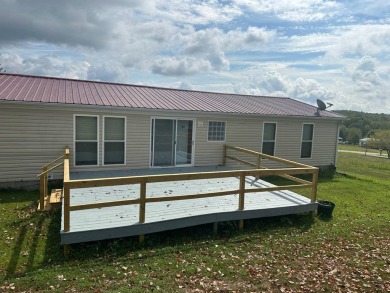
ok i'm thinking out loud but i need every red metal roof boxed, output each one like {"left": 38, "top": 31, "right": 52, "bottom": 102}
{"left": 0, "top": 73, "right": 342, "bottom": 118}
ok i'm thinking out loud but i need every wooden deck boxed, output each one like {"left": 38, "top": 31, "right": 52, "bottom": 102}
{"left": 61, "top": 167, "right": 317, "bottom": 245}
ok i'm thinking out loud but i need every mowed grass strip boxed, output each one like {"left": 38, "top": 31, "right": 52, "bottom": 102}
{"left": 0, "top": 152, "right": 389, "bottom": 292}
{"left": 338, "top": 143, "right": 380, "bottom": 154}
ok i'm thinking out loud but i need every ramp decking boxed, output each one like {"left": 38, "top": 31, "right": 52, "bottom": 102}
{"left": 61, "top": 167, "right": 316, "bottom": 245}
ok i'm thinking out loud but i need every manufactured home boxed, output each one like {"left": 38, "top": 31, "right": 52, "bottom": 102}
{"left": 0, "top": 73, "right": 342, "bottom": 189}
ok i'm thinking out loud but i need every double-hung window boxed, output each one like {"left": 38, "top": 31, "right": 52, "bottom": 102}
{"left": 75, "top": 115, "right": 98, "bottom": 166}
{"left": 208, "top": 121, "right": 226, "bottom": 142}
{"left": 104, "top": 116, "right": 126, "bottom": 165}
{"left": 301, "top": 124, "right": 314, "bottom": 158}
{"left": 262, "top": 123, "right": 276, "bottom": 156}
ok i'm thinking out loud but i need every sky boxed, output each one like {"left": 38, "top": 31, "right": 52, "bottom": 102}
{"left": 1, "top": 0, "right": 390, "bottom": 113}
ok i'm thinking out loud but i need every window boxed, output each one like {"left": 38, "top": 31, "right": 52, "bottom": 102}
{"left": 262, "top": 123, "right": 276, "bottom": 156}
{"left": 208, "top": 121, "right": 226, "bottom": 141}
{"left": 104, "top": 117, "right": 126, "bottom": 165}
{"left": 301, "top": 124, "right": 314, "bottom": 158}
{"left": 75, "top": 115, "right": 98, "bottom": 166}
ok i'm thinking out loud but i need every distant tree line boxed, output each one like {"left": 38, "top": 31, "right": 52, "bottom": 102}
{"left": 368, "top": 130, "right": 390, "bottom": 158}
{"left": 335, "top": 110, "right": 390, "bottom": 145}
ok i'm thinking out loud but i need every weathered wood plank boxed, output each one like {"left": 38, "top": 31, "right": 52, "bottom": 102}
{"left": 70, "top": 198, "right": 140, "bottom": 211}
{"left": 145, "top": 189, "right": 240, "bottom": 203}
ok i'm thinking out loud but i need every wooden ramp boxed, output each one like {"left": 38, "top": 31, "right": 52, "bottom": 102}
{"left": 60, "top": 175, "right": 316, "bottom": 245}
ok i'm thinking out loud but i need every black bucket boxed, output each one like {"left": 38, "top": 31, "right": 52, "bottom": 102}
{"left": 317, "top": 200, "right": 335, "bottom": 219}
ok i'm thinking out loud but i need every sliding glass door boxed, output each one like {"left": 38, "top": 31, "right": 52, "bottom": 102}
{"left": 151, "top": 118, "right": 194, "bottom": 167}
{"left": 176, "top": 120, "right": 193, "bottom": 165}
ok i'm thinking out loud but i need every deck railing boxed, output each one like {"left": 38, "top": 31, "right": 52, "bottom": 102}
{"left": 224, "top": 145, "right": 319, "bottom": 201}
{"left": 60, "top": 145, "right": 318, "bottom": 235}
{"left": 37, "top": 146, "right": 70, "bottom": 211}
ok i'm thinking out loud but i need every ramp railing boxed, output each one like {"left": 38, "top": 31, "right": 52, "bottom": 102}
{"left": 61, "top": 145, "right": 318, "bottom": 236}
{"left": 37, "top": 146, "right": 69, "bottom": 211}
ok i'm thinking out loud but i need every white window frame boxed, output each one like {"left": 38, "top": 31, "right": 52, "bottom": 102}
{"left": 262, "top": 122, "right": 277, "bottom": 156}
{"left": 207, "top": 120, "right": 226, "bottom": 142}
{"left": 300, "top": 123, "right": 315, "bottom": 159}
{"left": 103, "top": 116, "right": 126, "bottom": 166}
{"left": 73, "top": 114, "right": 99, "bottom": 167}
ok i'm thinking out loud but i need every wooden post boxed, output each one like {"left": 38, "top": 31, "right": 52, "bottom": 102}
{"left": 44, "top": 166, "right": 48, "bottom": 200}
{"left": 239, "top": 172, "right": 245, "bottom": 231}
{"left": 223, "top": 145, "right": 227, "bottom": 166}
{"left": 213, "top": 222, "right": 218, "bottom": 234}
{"left": 63, "top": 183, "right": 70, "bottom": 232}
{"left": 139, "top": 180, "right": 146, "bottom": 243}
{"left": 239, "top": 219, "right": 244, "bottom": 230}
{"left": 39, "top": 173, "right": 45, "bottom": 211}
{"left": 63, "top": 244, "right": 71, "bottom": 258}
{"left": 311, "top": 169, "right": 319, "bottom": 218}
{"left": 256, "top": 155, "right": 261, "bottom": 179}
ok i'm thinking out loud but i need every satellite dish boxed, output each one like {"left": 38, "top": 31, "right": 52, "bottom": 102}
{"left": 317, "top": 99, "right": 327, "bottom": 111}
{"left": 316, "top": 99, "right": 333, "bottom": 115}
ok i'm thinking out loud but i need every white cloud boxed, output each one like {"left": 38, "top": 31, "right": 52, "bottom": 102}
{"left": 151, "top": 57, "right": 212, "bottom": 76}
{"left": 0, "top": 52, "right": 90, "bottom": 79}
{"left": 327, "top": 25, "right": 390, "bottom": 59}
{"left": 233, "top": 70, "right": 338, "bottom": 105}
{"left": 153, "top": 0, "right": 242, "bottom": 25}
{"left": 233, "top": 0, "right": 341, "bottom": 22}
{"left": 87, "top": 62, "right": 128, "bottom": 83}
{"left": 150, "top": 26, "right": 274, "bottom": 75}
{"left": 352, "top": 56, "right": 380, "bottom": 91}
{"left": 178, "top": 80, "right": 194, "bottom": 90}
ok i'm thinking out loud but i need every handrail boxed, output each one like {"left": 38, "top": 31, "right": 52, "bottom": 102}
{"left": 37, "top": 161, "right": 64, "bottom": 177}
{"left": 38, "top": 146, "right": 70, "bottom": 211}
{"left": 225, "top": 145, "right": 316, "bottom": 169}
{"left": 224, "top": 144, "right": 318, "bottom": 205}
{"left": 42, "top": 154, "right": 65, "bottom": 169}
{"left": 62, "top": 145, "right": 319, "bottom": 236}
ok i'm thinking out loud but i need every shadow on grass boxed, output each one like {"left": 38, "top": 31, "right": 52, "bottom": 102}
{"left": 5, "top": 209, "right": 44, "bottom": 277}
{"left": 0, "top": 189, "right": 39, "bottom": 204}
{"left": 4, "top": 207, "right": 63, "bottom": 278}
{"left": 63, "top": 212, "right": 315, "bottom": 262}
{"left": 42, "top": 209, "right": 63, "bottom": 263}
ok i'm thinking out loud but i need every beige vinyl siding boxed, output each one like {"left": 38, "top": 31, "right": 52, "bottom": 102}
{"left": 194, "top": 116, "right": 338, "bottom": 168}
{"left": 0, "top": 105, "right": 72, "bottom": 183}
{"left": 0, "top": 103, "right": 340, "bottom": 185}
{"left": 0, "top": 104, "right": 152, "bottom": 183}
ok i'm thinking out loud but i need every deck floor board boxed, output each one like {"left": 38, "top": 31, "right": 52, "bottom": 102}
{"left": 61, "top": 167, "right": 316, "bottom": 244}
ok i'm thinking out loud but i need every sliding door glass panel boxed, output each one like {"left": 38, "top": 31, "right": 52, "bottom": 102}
{"left": 153, "top": 119, "right": 175, "bottom": 166}
{"left": 176, "top": 120, "right": 193, "bottom": 165}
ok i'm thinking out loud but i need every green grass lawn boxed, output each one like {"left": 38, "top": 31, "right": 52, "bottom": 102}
{"left": 338, "top": 143, "right": 380, "bottom": 154}
{"left": 1, "top": 153, "right": 389, "bottom": 292}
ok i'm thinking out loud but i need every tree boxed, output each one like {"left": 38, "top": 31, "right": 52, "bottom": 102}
{"left": 339, "top": 125, "right": 347, "bottom": 141}
{"left": 370, "top": 130, "right": 390, "bottom": 158}
{"left": 346, "top": 127, "right": 362, "bottom": 145}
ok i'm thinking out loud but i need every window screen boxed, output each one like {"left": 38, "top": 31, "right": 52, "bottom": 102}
{"left": 104, "top": 117, "right": 125, "bottom": 165}
{"left": 262, "top": 123, "right": 276, "bottom": 156}
{"left": 301, "top": 124, "right": 314, "bottom": 158}
{"left": 75, "top": 116, "right": 98, "bottom": 166}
